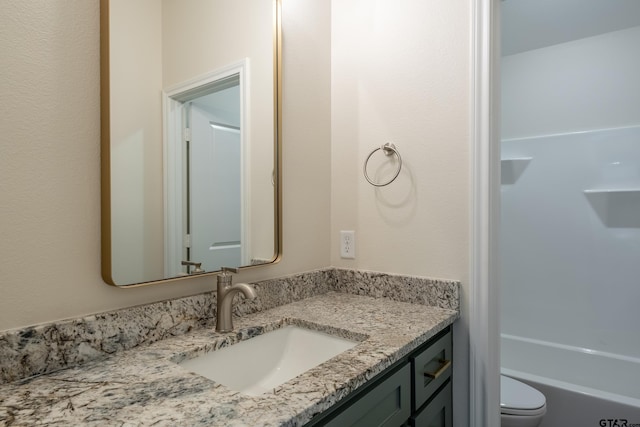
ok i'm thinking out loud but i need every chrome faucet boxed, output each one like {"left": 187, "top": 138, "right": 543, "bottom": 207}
{"left": 215, "top": 267, "right": 257, "bottom": 332}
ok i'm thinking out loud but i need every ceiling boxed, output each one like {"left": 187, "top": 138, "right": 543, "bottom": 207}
{"left": 501, "top": 0, "right": 640, "bottom": 56}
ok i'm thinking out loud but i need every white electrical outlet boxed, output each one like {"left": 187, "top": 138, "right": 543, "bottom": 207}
{"left": 340, "top": 230, "right": 356, "bottom": 259}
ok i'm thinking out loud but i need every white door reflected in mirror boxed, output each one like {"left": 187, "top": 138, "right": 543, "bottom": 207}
{"left": 182, "top": 83, "right": 244, "bottom": 275}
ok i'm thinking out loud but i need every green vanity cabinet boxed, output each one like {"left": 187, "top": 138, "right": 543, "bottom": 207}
{"left": 307, "top": 327, "right": 453, "bottom": 427}
{"left": 410, "top": 382, "right": 452, "bottom": 427}
{"left": 323, "top": 364, "right": 412, "bottom": 427}
{"left": 410, "top": 326, "right": 453, "bottom": 426}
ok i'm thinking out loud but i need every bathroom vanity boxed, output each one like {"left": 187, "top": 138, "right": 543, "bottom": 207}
{"left": 307, "top": 327, "right": 453, "bottom": 426}
{"left": 0, "top": 270, "right": 459, "bottom": 426}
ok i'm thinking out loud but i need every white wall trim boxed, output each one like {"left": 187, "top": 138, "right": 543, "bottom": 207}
{"left": 163, "top": 95, "right": 185, "bottom": 278}
{"left": 469, "top": 0, "right": 501, "bottom": 425}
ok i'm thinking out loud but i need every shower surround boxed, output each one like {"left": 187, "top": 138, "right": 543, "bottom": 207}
{"left": 500, "top": 126, "right": 640, "bottom": 420}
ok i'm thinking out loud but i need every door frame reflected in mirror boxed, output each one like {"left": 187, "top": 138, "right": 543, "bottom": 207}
{"left": 163, "top": 63, "right": 248, "bottom": 279}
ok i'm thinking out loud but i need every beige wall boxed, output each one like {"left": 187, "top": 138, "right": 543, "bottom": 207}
{"left": 0, "top": 0, "right": 331, "bottom": 331}
{"left": 330, "top": 1, "right": 471, "bottom": 423}
{"left": 331, "top": 0, "right": 470, "bottom": 279}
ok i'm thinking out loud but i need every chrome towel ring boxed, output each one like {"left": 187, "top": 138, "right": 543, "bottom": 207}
{"left": 363, "top": 143, "right": 402, "bottom": 187}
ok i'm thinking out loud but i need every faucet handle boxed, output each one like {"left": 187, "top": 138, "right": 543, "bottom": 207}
{"left": 181, "top": 260, "right": 205, "bottom": 274}
{"left": 220, "top": 266, "right": 240, "bottom": 275}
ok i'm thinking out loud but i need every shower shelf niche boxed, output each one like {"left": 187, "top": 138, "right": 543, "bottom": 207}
{"left": 501, "top": 157, "right": 532, "bottom": 185}
{"left": 583, "top": 188, "right": 640, "bottom": 228}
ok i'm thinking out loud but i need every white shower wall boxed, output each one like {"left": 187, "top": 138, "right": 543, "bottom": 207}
{"left": 501, "top": 126, "right": 640, "bottom": 359}
{"left": 501, "top": 25, "right": 640, "bottom": 362}
{"left": 502, "top": 25, "right": 640, "bottom": 140}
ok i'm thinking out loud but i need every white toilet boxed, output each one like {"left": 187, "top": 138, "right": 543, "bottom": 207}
{"left": 501, "top": 375, "right": 547, "bottom": 427}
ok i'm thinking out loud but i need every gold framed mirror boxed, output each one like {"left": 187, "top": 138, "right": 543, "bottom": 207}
{"left": 100, "top": 0, "right": 281, "bottom": 287}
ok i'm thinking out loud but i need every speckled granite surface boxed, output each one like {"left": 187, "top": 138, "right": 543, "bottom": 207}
{"left": 0, "top": 269, "right": 335, "bottom": 385}
{"left": 0, "top": 292, "right": 457, "bottom": 426}
{"left": 0, "top": 268, "right": 458, "bottom": 387}
{"left": 332, "top": 269, "right": 459, "bottom": 311}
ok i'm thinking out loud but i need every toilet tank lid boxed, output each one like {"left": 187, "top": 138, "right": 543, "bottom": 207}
{"left": 500, "top": 375, "right": 546, "bottom": 410}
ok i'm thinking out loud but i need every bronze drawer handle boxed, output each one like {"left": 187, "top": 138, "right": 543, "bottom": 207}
{"left": 424, "top": 359, "right": 451, "bottom": 379}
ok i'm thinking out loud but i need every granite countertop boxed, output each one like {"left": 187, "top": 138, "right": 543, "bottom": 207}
{"left": 0, "top": 292, "right": 458, "bottom": 426}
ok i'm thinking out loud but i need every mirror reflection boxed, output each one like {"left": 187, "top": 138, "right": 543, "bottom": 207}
{"left": 101, "top": 0, "right": 281, "bottom": 286}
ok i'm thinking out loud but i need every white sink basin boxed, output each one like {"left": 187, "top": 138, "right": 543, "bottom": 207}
{"left": 178, "top": 325, "right": 359, "bottom": 396}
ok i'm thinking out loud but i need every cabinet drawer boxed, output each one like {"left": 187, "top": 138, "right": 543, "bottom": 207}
{"left": 411, "top": 330, "right": 452, "bottom": 411}
{"left": 324, "top": 364, "right": 411, "bottom": 427}
{"left": 410, "top": 381, "right": 452, "bottom": 427}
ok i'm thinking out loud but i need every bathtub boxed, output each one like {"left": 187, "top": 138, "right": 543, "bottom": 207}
{"left": 501, "top": 334, "right": 640, "bottom": 426}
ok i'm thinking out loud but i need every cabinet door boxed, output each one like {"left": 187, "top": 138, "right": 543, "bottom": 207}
{"left": 324, "top": 364, "right": 411, "bottom": 427}
{"left": 410, "top": 382, "right": 452, "bottom": 427}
